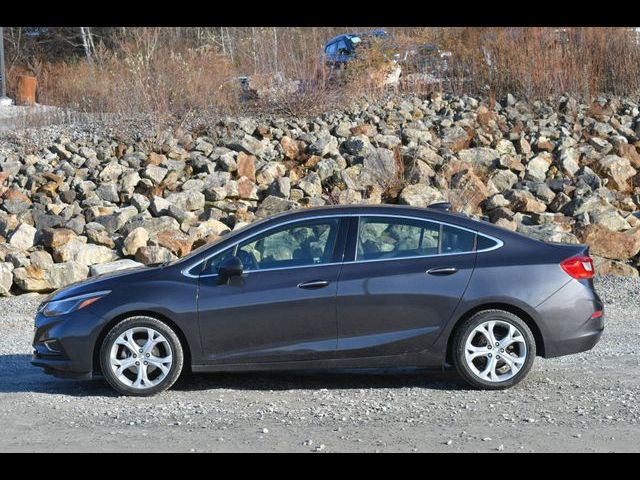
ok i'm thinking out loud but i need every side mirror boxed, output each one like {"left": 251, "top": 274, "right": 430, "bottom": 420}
{"left": 217, "top": 256, "right": 244, "bottom": 283}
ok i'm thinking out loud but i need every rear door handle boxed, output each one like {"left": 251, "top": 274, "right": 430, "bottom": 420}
{"left": 297, "top": 280, "right": 330, "bottom": 289}
{"left": 427, "top": 267, "right": 458, "bottom": 276}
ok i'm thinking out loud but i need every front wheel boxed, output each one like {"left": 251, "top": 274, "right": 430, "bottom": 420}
{"left": 100, "top": 316, "right": 184, "bottom": 396}
{"left": 452, "top": 310, "right": 536, "bottom": 390}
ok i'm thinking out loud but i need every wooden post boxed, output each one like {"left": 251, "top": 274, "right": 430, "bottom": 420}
{"left": 17, "top": 75, "right": 37, "bottom": 105}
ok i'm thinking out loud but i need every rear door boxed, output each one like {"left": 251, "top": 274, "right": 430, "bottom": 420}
{"left": 336, "top": 215, "right": 476, "bottom": 358}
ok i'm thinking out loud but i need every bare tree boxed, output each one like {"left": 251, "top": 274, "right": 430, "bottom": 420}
{"left": 79, "top": 27, "right": 94, "bottom": 63}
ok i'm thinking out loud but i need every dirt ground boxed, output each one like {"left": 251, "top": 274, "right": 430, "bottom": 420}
{"left": 0, "top": 277, "right": 638, "bottom": 452}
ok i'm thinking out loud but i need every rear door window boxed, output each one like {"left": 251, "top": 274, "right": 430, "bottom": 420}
{"left": 356, "top": 216, "right": 477, "bottom": 261}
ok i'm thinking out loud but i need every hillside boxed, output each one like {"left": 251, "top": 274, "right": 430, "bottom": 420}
{"left": 1, "top": 91, "right": 640, "bottom": 294}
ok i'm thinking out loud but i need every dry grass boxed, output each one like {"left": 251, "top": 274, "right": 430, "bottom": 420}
{"left": 5, "top": 27, "right": 640, "bottom": 129}
{"left": 438, "top": 27, "right": 640, "bottom": 99}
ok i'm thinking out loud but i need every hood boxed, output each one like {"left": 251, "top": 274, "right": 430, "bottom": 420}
{"left": 44, "top": 264, "right": 161, "bottom": 302}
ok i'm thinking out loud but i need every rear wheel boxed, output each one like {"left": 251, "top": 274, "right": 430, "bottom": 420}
{"left": 452, "top": 310, "right": 535, "bottom": 390}
{"left": 100, "top": 316, "right": 184, "bottom": 397}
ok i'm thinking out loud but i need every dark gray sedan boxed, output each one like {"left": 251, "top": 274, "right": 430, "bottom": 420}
{"left": 32, "top": 204, "right": 604, "bottom": 396}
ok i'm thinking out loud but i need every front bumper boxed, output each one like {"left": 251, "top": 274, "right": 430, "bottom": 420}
{"left": 536, "top": 279, "right": 605, "bottom": 358}
{"left": 31, "top": 308, "right": 103, "bottom": 379}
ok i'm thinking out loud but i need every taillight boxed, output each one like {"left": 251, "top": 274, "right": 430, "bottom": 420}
{"left": 560, "top": 255, "right": 595, "bottom": 279}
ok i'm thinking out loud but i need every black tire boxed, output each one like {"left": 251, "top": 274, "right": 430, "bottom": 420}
{"left": 100, "top": 316, "right": 184, "bottom": 397}
{"left": 452, "top": 310, "right": 536, "bottom": 390}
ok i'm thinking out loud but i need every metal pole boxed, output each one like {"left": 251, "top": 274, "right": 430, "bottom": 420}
{"left": 0, "top": 26, "right": 7, "bottom": 99}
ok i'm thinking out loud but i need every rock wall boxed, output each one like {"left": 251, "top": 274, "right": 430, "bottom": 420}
{"left": 1, "top": 92, "right": 640, "bottom": 294}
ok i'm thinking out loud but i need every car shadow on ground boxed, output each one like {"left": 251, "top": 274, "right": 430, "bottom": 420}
{"left": 0, "top": 354, "right": 468, "bottom": 396}
{"left": 175, "top": 369, "right": 467, "bottom": 392}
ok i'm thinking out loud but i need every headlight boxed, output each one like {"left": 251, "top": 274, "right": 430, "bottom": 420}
{"left": 41, "top": 291, "right": 111, "bottom": 317}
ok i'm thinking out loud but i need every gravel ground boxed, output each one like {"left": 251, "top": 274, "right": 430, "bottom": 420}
{"left": 0, "top": 276, "right": 638, "bottom": 452}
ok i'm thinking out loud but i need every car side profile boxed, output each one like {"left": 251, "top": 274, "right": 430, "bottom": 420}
{"left": 32, "top": 204, "right": 604, "bottom": 396}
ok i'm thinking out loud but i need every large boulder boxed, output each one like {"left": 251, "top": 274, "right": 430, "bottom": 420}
{"left": 525, "top": 154, "right": 552, "bottom": 182}
{"left": 135, "top": 246, "right": 177, "bottom": 265}
{"left": 13, "top": 261, "right": 89, "bottom": 293}
{"left": 0, "top": 262, "right": 13, "bottom": 295}
{"left": 504, "top": 189, "right": 547, "bottom": 214}
{"left": 8, "top": 224, "right": 37, "bottom": 251}
{"left": 156, "top": 230, "right": 193, "bottom": 257}
{"left": 165, "top": 190, "right": 205, "bottom": 212}
{"left": 41, "top": 228, "right": 78, "bottom": 251}
{"left": 2, "top": 190, "right": 32, "bottom": 215}
{"left": 580, "top": 225, "right": 640, "bottom": 260}
{"left": 592, "top": 256, "right": 639, "bottom": 277}
{"left": 255, "top": 195, "right": 299, "bottom": 218}
{"left": 57, "top": 240, "right": 118, "bottom": 266}
{"left": 398, "top": 184, "right": 444, "bottom": 207}
{"left": 596, "top": 155, "right": 636, "bottom": 191}
{"left": 122, "top": 227, "right": 149, "bottom": 256}
{"left": 457, "top": 148, "right": 500, "bottom": 169}
{"left": 90, "top": 259, "right": 145, "bottom": 276}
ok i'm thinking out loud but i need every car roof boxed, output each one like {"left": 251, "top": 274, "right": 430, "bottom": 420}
{"left": 325, "top": 30, "right": 389, "bottom": 46}
{"left": 256, "top": 204, "right": 495, "bottom": 233}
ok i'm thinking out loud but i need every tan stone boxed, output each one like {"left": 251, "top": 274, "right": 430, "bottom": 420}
{"left": 580, "top": 225, "right": 640, "bottom": 260}
{"left": 237, "top": 177, "right": 258, "bottom": 200}
{"left": 592, "top": 256, "right": 639, "bottom": 277}
{"left": 236, "top": 152, "right": 256, "bottom": 181}
{"left": 123, "top": 227, "right": 149, "bottom": 256}
{"left": 147, "top": 152, "right": 166, "bottom": 166}
{"left": 280, "top": 136, "right": 300, "bottom": 160}
{"left": 156, "top": 230, "right": 193, "bottom": 257}
{"left": 616, "top": 143, "right": 640, "bottom": 169}
{"left": 41, "top": 228, "right": 77, "bottom": 251}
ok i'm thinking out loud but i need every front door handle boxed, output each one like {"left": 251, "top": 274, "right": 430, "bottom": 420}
{"left": 297, "top": 280, "right": 330, "bottom": 289}
{"left": 427, "top": 267, "right": 458, "bottom": 276}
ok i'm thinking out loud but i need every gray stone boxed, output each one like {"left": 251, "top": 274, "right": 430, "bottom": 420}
{"left": 143, "top": 165, "right": 168, "bottom": 184}
{"left": 308, "top": 135, "right": 339, "bottom": 157}
{"left": 123, "top": 216, "right": 180, "bottom": 236}
{"left": 122, "top": 227, "right": 149, "bottom": 256}
{"left": 9, "top": 224, "right": 37, "bottom": 251}
{"left": 90, "top": 259, "right": 145, "bottom": 276}
{"left": 398, "top": 184, "right": 444, "bottom": 207}
{"left": 525, "top": 154, "right": 552, "bottom": 182}
{"left": 0, "top": 262, "right": 14, "bottom": 295}
{"left": 166, "top": 190, "right": 206, "bottom": 212}
{"left": 150, "top": 195, "right": 173, "bottom": 216}
{"left": 95, "top": 183, "right": 120, "bottom": 203}
{"left": 343, "top": 135, "right": 374, "bottom": 156}
{"left": 488, "top": 169, "right": 518, "bottom": 193}
{"left": 458, "top": 148, "right": 500, "bottom": 168}
{"left": 131, "top": 193, "right": 151, "bottom": 212}
{"left": 255, "top": 195, "right": 299, "bottom": 218}
{"left": 30, "top": 251, "right": 54, "bottom": 269}
{"left": 135, "top": 246, "right": 177, "bottom": 265}
{"left": 298, "top": 172, "right": 323, "bottom": 198}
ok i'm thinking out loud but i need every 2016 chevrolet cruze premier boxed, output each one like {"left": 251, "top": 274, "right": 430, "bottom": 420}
{"left": 32, "top": 204, "right": 604, "bottom": 396}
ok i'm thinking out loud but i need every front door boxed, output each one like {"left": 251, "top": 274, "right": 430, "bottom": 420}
{"left": 197, "top": 217, "right": 347, "bottom": 364}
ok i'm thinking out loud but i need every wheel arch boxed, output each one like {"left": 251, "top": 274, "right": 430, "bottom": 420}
{"left": 92, "top": 310, "right": 192, "bottom": 376}
{"left": 445, "top": 303, "right": 545, "bottom": 365}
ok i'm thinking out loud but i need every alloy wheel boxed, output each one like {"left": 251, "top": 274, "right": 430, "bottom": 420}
{"left": 464, "top": 320, "right": 527, "bottom": 383}
{"left": 109, "top": 327, "right": 173, "bottom": 390}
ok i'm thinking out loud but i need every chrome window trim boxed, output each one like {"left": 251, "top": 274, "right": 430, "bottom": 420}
{"left": 181, "top": 213, "right": 504, "bottom": 279}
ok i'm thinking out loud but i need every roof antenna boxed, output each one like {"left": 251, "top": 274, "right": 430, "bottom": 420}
{"left": 428, "top": 202, "right": 451, "bottom": 212}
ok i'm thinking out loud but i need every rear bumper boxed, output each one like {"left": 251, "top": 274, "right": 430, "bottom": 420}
{"left": 536, "top": 279, "right": 604, "bottom": 358}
